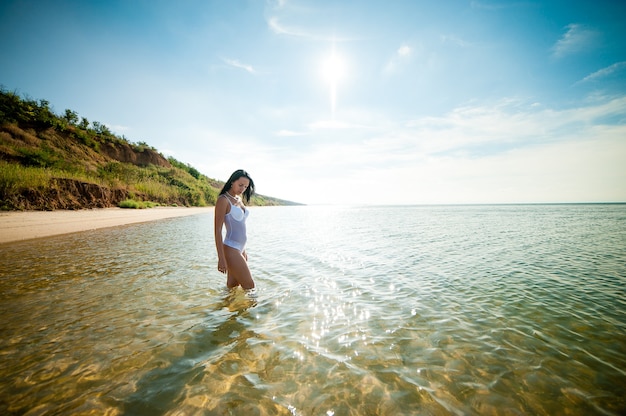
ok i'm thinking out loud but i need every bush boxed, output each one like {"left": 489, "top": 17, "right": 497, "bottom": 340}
{"left": 119, "top": 199, "right": 144, "bottom": 209}
{"left": 118, "top": 199, "right": 161, "bottom": 209}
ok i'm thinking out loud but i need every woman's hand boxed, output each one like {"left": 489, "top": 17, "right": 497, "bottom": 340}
{"left": 218, "top": 257, "right": 228, "bottom": 274}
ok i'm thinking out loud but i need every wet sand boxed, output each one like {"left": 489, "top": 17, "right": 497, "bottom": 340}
{"left": 0, "top": 207, "right": 213, "bottom": 244}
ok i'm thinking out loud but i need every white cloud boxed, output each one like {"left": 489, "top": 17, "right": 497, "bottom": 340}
{"left": 267, "top": 16, "right": 293, "bottom": 36}
{"left": 440, "top": 34, "right": 473, "bottom": 48}
{"left": 384, "top": 44, "right": 412, "bottom": 74}
{"left": 308, "top": 119, "right": 369, "bottom": 130}
{"left": 397, "top": 45, "right": 411, "bottom": 56}
{"left": 106, "top": 123, "right": 130, "bottom": 135}
{"left": 254, "top": 96, "right": 626, "bottom": 204}
{"left": 552, "top": 24, "right": 599, "bottom": 59}
{"left": 222, "top": 58, "right": 256, "bottom": 74}
{"left": 579, "top": 61, "right": 626, "bottom": 83}
{"left": 276, "top": 129, "right": 308, "bottom": 137}
{"left": 470, "top": 1, "right": 528, "bottom": 10}
{"left": 271, "top": 0, "right": 288, "bottom": 9}
{"left": 403, "top": 96, "right": 626, "bottom": 154}
{"left": 267, "top": 16, "right": 329, "bottom": 40}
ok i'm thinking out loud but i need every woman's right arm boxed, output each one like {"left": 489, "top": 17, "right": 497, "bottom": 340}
{"left": 214, "top": 196, "right": 229, "bottom": 273}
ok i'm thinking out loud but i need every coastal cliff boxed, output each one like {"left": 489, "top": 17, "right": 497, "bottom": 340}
{"left": 0, "top": 89, "right": 295, "bottom": 210}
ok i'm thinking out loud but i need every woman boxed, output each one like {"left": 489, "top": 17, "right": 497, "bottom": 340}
{"left": 214, "top": 169, "right": 255, "bottom": 289}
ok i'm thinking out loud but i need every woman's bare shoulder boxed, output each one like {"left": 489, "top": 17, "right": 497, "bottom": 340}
{"left": 215, "top": 195, "right": 230, "bottom": 210}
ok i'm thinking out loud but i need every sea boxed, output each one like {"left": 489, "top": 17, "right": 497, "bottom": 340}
{"left": 0, "top": 204, "right": 625, "bottom": 415}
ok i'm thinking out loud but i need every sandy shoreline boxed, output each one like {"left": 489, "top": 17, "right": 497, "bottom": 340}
{"left": 0, "top": 207, "right": 213, "bottom": 244}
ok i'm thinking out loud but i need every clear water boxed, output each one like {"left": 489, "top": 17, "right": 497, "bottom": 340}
{"left": 1, "top": 204, "right": 625, "bottom": 415}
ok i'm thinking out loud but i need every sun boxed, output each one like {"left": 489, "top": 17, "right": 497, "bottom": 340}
{"left": 321, "top": 49, "right": 346, "bottom": 84}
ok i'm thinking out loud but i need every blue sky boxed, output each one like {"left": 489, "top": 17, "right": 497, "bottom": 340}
{"left": 1, "top": 0, "right": 625, "bottom": 205}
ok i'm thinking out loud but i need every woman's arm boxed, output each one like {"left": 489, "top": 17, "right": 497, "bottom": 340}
{"left": 214, "top": 196, "right": 229, "bottom": 273}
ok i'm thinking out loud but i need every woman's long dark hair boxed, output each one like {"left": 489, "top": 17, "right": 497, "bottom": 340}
{"left": 219, "top": 169, "right": 255, "bottom": 203}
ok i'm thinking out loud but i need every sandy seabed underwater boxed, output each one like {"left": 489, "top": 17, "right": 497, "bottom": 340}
{"left": 1, "top": 204, "right": 625, "bottom": 415}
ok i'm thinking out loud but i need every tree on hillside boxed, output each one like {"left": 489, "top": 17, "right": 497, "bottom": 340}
{"left": 92, "top": 121, "right": 111, "bottom": 136}
{"left": 63, "top": 109, "right": 79, "bottom": 125}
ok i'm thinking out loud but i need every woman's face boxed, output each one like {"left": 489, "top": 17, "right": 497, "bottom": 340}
{"left": 229, "top": 177, "right": 250, "bottom": 196}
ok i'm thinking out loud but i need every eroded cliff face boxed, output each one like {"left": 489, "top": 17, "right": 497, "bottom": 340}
{"left": 3, "top": 178, "right": 191, "bottom": 210}
{"left": 3, "top": 179, "right": 128, "bottom": 210}
{"left": 100, "top": 142, "right": 171, "bottom": 168}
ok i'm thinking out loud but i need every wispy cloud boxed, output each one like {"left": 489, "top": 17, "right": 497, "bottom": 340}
{"left": 579, "top": 61, "right": 626, "bottom": 83}
{"left": 470, "top": 1, "right": 527, "bottom": 10}
{"left": 222, "top": 58, "right": 256, "bottom": 74}
{"left": 269, "top": 0, "right": 288, "bottom": 9}
{"left": 402, "top": 96, "right": 626, "bottom": 156}
{"left": 266, "top": 16, "right": 356, "bottom": 41}
{"left": 308, "top": 119, "right": 369, "bottom": 130}
{"left": 440, "top": 34, "right": 474, "bottom": 48}
{"left": 106, "top": 123, "right": 130, "bottom": 135}
{"left": 268, "top": 16, "right": 298, "bottom": 36}
{"left": 267, "top": 16, "right": 321, "bottom": 39}
{"left": 275, "top": 129, "right": 308, "bottom": 137}
{"left": 384, "top": 44, "right": 412, "bottom": 74}
{"left": 552, "top": 23, "right": 599, "bottom": 59}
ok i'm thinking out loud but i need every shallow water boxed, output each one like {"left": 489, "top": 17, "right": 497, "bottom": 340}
{"left": 1, "top": 204, "right": 625, "bottom": 415}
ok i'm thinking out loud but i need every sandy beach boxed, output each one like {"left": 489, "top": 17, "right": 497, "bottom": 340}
{"left": 0, "top": 207, "right": 213, "bottom": 244}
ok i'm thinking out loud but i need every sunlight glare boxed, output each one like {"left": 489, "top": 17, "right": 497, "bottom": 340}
{"left": 321, "top": 50, "right": 346, "bottom": 83}
{"left": 321, "top": 47, "right": 347, "bottom": 117}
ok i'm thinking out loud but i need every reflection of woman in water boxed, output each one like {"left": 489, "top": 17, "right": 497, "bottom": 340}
{"left": 214, "top": 169, "right": 255, "bottom": 289}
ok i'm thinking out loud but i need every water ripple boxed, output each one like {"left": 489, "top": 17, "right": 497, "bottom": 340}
{"left": 1, "top": 205, "right": 625, "bottom": 415}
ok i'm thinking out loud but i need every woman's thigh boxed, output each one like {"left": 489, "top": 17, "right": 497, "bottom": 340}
{"left": 224, "top": 246, "right": 254, "bottom": 289}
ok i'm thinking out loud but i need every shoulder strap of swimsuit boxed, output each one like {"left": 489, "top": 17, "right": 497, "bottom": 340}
{"left": 221, "top": 194, "right": 233, "bottom": 206}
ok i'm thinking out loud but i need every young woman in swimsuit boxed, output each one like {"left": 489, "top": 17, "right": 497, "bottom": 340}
{"left": 214, "top": 169, "right": 255, "bottom": 289}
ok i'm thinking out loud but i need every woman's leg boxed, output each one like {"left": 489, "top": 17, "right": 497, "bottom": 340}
{"left": 224, "top": 246, "right": 255, "bottom": 289}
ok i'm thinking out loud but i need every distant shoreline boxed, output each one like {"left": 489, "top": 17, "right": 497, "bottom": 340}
{"left": 0, "top": 207, "right": 213, "bottom": 244}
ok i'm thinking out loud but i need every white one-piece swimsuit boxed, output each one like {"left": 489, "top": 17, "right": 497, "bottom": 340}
{"left": 223, "top": 199, "right": 249, "bottom": 252}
